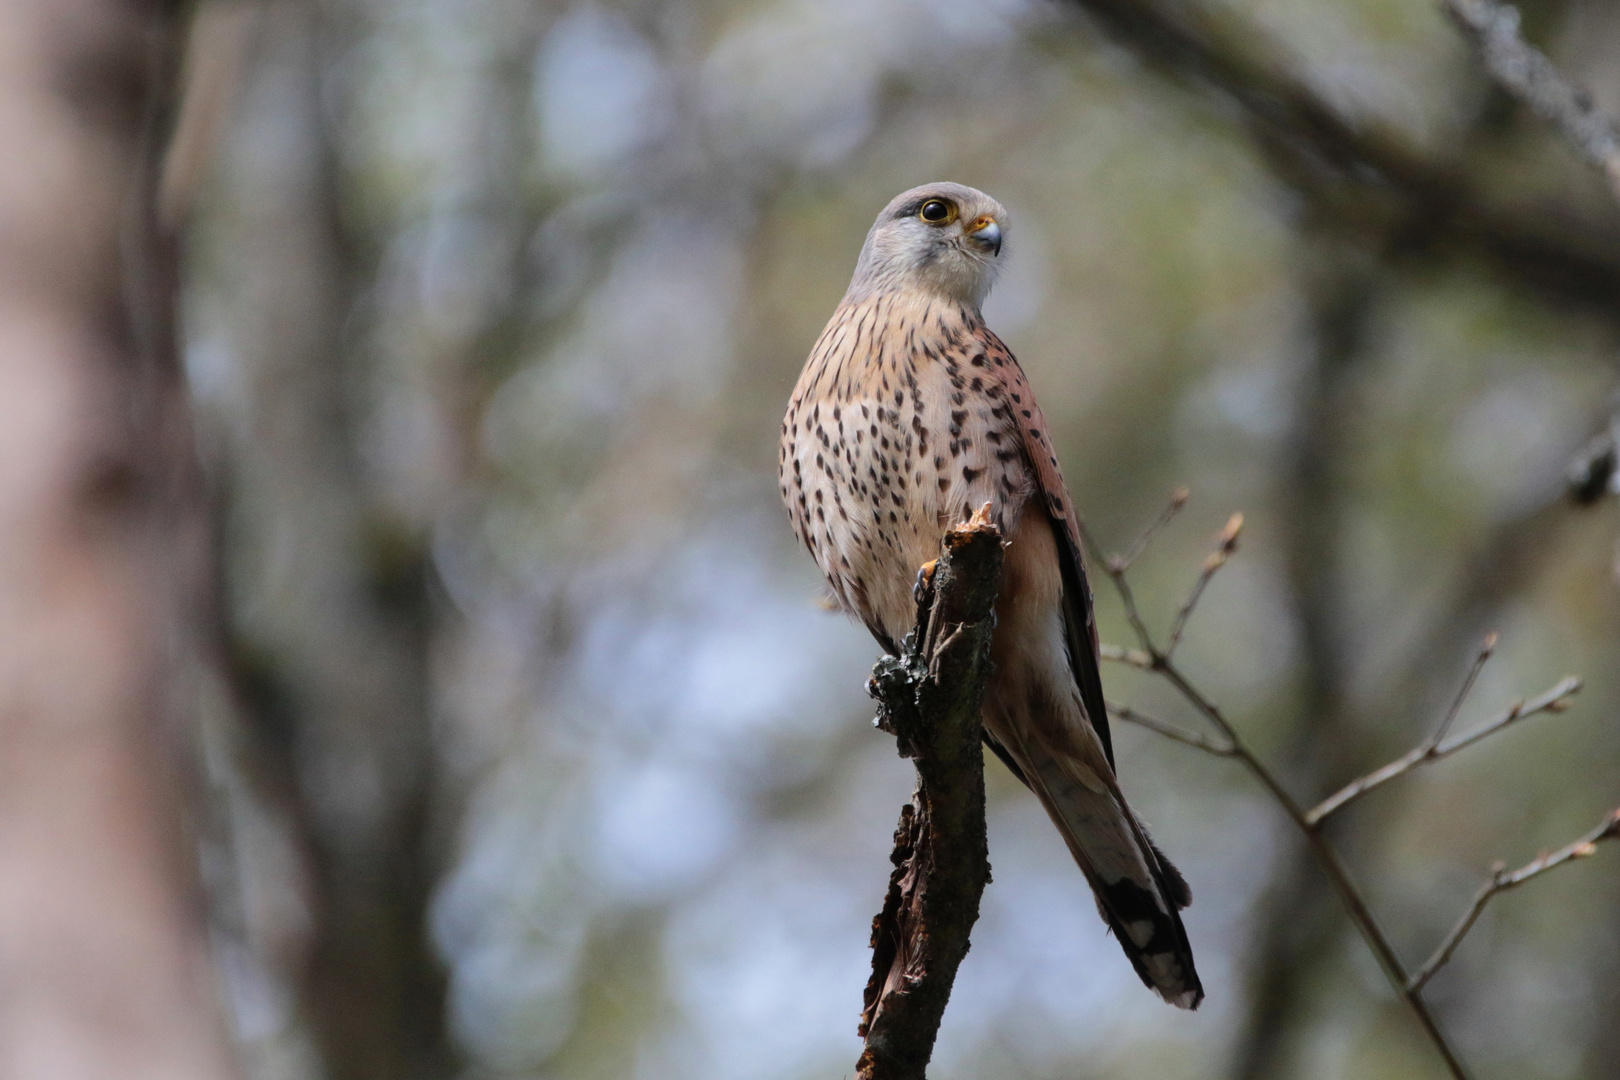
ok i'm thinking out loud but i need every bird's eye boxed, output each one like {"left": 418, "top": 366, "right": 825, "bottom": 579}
{"left": 919, "top": 199, "right": 955, "bottom": 224}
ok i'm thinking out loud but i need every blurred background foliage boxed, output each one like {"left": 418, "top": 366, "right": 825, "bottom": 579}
{"left": 177, "top": 0, "right": 1620, "bottom": 1077}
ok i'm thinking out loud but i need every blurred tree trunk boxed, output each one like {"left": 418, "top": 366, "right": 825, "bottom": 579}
{"left": 0, "top": 1, "right": 238, "bottom": 1078}
{"left": 200, "top": 3, "right": 454, "bottom": 1077}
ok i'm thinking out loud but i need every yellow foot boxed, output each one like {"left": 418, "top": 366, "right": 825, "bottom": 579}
{"left": 913, "top": 559, "right": 938, "bottom": 600}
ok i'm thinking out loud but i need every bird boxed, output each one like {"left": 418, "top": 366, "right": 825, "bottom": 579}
{"left": 778, "top": 182, "right": 1202, "bottom": 1008}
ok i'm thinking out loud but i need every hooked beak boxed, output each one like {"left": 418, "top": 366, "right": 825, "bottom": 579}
{"left": 967, "top": 217, "right": 1001, "bottom": 257}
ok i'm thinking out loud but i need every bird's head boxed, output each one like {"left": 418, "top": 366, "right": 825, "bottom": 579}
{"left": 846, "top": 182, "right": 1007, "bottom": 308}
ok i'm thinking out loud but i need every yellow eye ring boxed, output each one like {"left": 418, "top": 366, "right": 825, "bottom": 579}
{"left": 918, "top": 199, "right": 956, "bottom": 225}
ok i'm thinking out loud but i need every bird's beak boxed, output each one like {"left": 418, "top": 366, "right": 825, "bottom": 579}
{"left": 967, "top": 217, "right": 1001, "bottom": 256}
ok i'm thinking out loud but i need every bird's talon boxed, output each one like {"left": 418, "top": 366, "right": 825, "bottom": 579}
{"left": 913, "top": 560, "right": 938, "bottom": 602}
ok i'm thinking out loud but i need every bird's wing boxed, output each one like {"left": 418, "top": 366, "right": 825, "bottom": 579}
{"left": 977, "top": 327, "right": 1115, "bottom": 771}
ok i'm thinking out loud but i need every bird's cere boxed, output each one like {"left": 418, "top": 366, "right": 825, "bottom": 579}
{"left": 968, "top": 217, "right": 1001, "bottom": 256}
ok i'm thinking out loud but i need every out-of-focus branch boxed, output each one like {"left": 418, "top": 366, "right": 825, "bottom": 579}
{"left": 857, "top": 508, "right": 1002, "bottom": 1080}
{"left": 1058, "top": 0, "right": 1620, "bottom": 312}
{"left": 1409, "top": 809, "right": 1620, "bottom": 992}
{"left": 1444, "top": 0, "right": 1620, "bottom": 205}
{"left": 1568, "top": 427, "right": 1618, "bottom": 506}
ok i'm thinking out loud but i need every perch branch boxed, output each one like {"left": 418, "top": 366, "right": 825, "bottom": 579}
{"left": 1409, "top": 809, "right": 1620, "bottom": 992}
{"left": 1444, "top": 0, "right": 1620, "bottom": 205}
{"left": 858, "top": 506, "right": 1003, "bottom": 1080}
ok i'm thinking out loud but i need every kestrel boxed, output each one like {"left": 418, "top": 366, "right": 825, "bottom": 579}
{"left": 779, "top": 183, "right": 1202, "bottom": 1008}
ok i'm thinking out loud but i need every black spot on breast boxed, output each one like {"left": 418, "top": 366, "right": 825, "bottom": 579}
{"left": 962, "top": 466, "right": 982, "bottom": 482}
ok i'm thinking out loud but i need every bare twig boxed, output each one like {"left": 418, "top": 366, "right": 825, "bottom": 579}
{"left": 1099, "top": 642, "right": 1155, "bottom": 669}
{"left": 1305, "top": 644, "right": 1581, "bottom": 826}
{"left": 1079, "top": 501, "right": 1158, "bottom": 651}
{"left": 1117, "top": 486, "right": 1190, "bottom": 570}
{"left": 1145, "top": 654, "right": 1473, "bottom": 1079}
{"left": 1432, "top": 676, "right": 1582, "bottom": 757}
{"left": 1082, "top": 489, "right": 1239, "bottom": 660}
{"left": 1430, "top": 632, "right": 1499, "bottom": 748}
{"left": 1409, "top": 809, "right": 1620, "bottom": 992}
{"left": 859, "top": 508, "right": 1003, "bottom": 1080}
{"left": 1109, "top": 701, "right": 1236, "bottom": 755}
{"left": 1166, "top": 513, "right": 1243, "bottom": 656}
{"left": 1444, "top": 0, "right": 1620, "bottom": 205}
{"left": 1085, "top": 500, "right": 1601, "bottom": 1080}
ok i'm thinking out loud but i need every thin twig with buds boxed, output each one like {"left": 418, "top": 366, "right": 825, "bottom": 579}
{"left": 1088, "top": 489, "right": 1607, "bottom": 1080}
{"left": 1409, "top": 809, "right": 1620, "bottom": 992}
{"left": 1306, "top": 662, "right": 1581, "bottom": 825}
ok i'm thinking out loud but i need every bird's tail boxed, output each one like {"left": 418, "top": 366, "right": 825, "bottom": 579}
{"left": 1023, "top": 750, "right": 1204, "bottom": 1009}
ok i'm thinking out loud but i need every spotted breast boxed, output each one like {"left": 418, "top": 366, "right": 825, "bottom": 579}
{"left": 779, "top": 294, "right": 1032, "bottom": 650}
